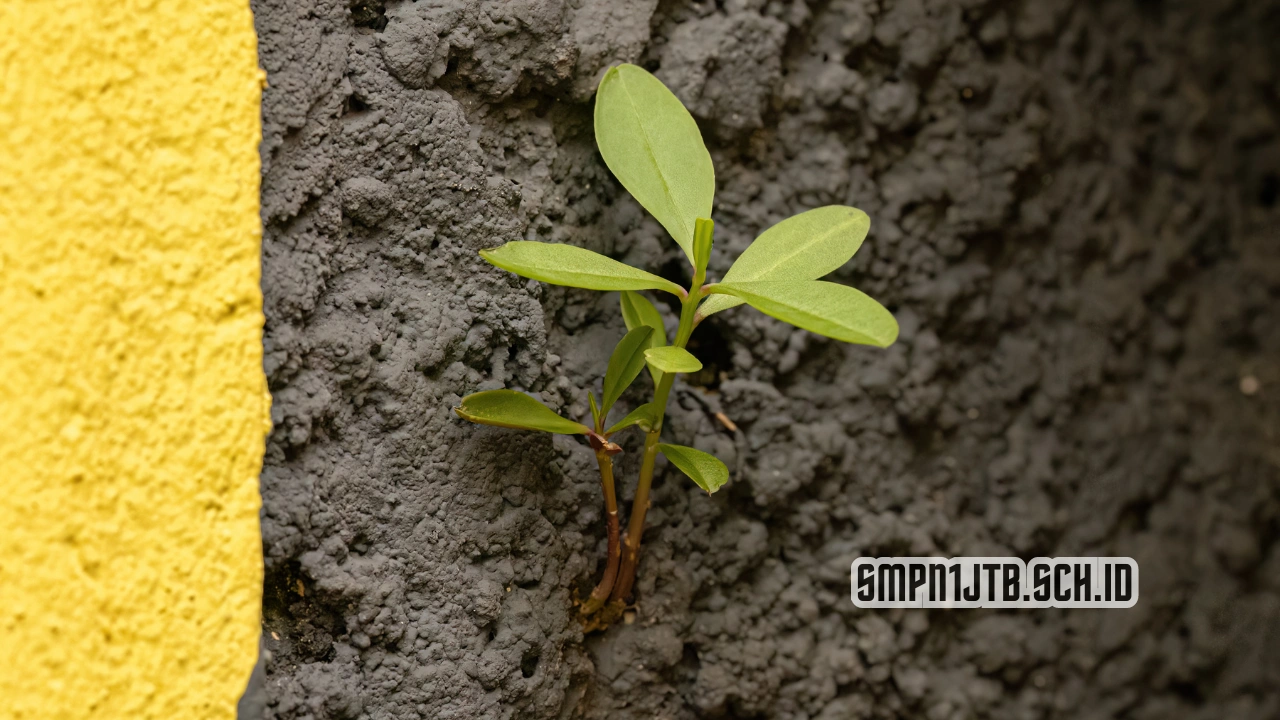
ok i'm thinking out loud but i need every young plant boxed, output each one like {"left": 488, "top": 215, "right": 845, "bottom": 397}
{"left": 454, "top": 64, "right": 898, "bottom": 623}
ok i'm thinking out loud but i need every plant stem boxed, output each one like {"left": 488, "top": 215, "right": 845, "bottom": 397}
{"left": 582, "top": 449, "right": 621, "bottom": 612}
{"left": 611, "top": 228, "right": 709, "bottom": 604}
{"left": 609, "top": 399, "right": 664, "bottom": 601}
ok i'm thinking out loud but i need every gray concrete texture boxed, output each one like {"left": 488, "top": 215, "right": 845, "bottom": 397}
{"left": 241, "top": 0, "right": 1280, "bottom": 718}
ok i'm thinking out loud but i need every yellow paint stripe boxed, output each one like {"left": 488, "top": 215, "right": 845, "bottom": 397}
{"left": 0, "top": 2, "right": 268, "bottom": 718}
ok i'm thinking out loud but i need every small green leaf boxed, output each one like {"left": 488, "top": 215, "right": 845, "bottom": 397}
{"left": 620, "top": 290, "right": 667, "bottom": 386}
{"left": 595, "top": 64, "right": 714, "bottom": 262}
{"left": 709, "top": 280, "right": 898, "bottom": 347}
{"left": 455, "top": 389, "right": 589, "bottom": 435}
{"left": 644, "top": 346, "right": 703, "bottom": 374}
{"left": 601, "top": 326, "right": 655, "bottom": 416}
{"left": 481, "top": 241, "right": 683, "bottom": 295}
{"left": 699, "top": 206, "right": 870, "bottom": 317}
{"left": 605, "top": 403, "right": 658, "bottom": 435}
{"left": 658, "top": 443, "right": 729, "bottom": 494}
{"left": 588, "top": 392, "right": 601, "bottom": 429}
{"left": 620, "top": 291, "right": 667, "bottom": 344}
{"left": 693, "top": 217, "right": 714, "bottom": 274}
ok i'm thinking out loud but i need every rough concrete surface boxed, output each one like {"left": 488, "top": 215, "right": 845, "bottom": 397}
{"left": 243, "top": 1, "right": 1280, "bottom": 718}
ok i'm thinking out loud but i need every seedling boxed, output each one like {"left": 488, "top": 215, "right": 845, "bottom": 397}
{"left": 455, "top": 64, "right": 898, "bottom": 624}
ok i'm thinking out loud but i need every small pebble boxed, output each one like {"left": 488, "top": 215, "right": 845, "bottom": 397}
{"left": 1240, "top": 375, "right": 1260, "bottom": 396}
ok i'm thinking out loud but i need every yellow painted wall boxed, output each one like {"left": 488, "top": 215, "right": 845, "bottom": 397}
{"left": 0, "top": 2, "right": 268, "bottom": 718}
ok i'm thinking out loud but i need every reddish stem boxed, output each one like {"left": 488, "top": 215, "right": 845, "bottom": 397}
{"left": 582, "top": 448, "right": 621, "bottom": 613}
{"left": 609, "top": 430, "right": 660, "bottom": 603}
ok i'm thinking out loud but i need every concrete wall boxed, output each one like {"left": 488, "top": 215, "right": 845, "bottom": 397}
{"left": 248, "top": 1, "right": 1280, "bottom": 718}
{"left": 0, "top": 2, "right": 267, "bottom": 718}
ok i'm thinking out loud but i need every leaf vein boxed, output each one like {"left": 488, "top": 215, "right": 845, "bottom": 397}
{"left": 618, "top": 72, "right": 692, "bottom": 247}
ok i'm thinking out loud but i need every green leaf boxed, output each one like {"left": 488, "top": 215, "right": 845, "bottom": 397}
{"left": 588, "top": 392, "right": 601, "bottom": 429}
{"left": 620, "top": 291, "right": 667, "bottom": 344}
{"left": 595, "top": 64, "right": 714, "bottom": 262}
{"left": 644, "top": 345, "right": 703, "bottom": 374}
{"left": 601, "top": 326, "right": 655, "bottom": 416}
{"left": 620, "top": 290, "right": 667, "bottom": 386}
{"left": 658, "top": 443, "right": 729, "bottom": 494}
{"left": 605, "top": 403, "right": 658, "bottom": 435}
{"left": 455, "top": 389, "right": 589, "bottom": 435}
{"left": 709, "top": 280, "right": 898, "bottom": 347}
{"left": 693, "top": 217, "right": 714, "bottom": 274}
{"left": 699, "top": 206, "right": 870, "bottom": 317}
{"left": 480, "top": 241, "right": 683, "bottom": 295}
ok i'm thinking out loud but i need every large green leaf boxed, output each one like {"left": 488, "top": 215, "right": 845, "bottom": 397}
{"left": 699, "top": 206, "right": 870, "bottom": 317}
{"left": 644, "top": 346, "right": 702, "bottom": 374}
{"left": 658, "top": 443, "right": 729, "bottom": 494}
{"left": 481, "top": 241, "right": 683, "bottom": 295}
{"left": 620, "top": 290, "right": 667, "bottom": 386}
{"left": 605, "top": 403, "right": 658, "bottom": 435}
{"left": 595, "top": 64, "right": 714, "bottom": 262}
{"left": 455, "top": 389, "right": 589, "bottom": 435}
{"left": 601, "top": 326, "right": 654, "bottom": 416}
{"left": 710, "top": 281, "right": 898, "bottom": 347}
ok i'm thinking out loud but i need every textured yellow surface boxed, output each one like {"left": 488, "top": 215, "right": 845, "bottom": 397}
{"left": 0, "top": 2, "right": 268, "bottom": 718}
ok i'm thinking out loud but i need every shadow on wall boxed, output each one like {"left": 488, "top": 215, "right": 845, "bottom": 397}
{"left": 239, "top": 645, "right": 267, "bottom": 718}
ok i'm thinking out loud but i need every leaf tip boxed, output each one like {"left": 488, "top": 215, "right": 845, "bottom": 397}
{"left": 877, "top": 316, "right": 901, "bottom": 348}
{"left": 597, "top": 64, "right": 622, "bottom": 91}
